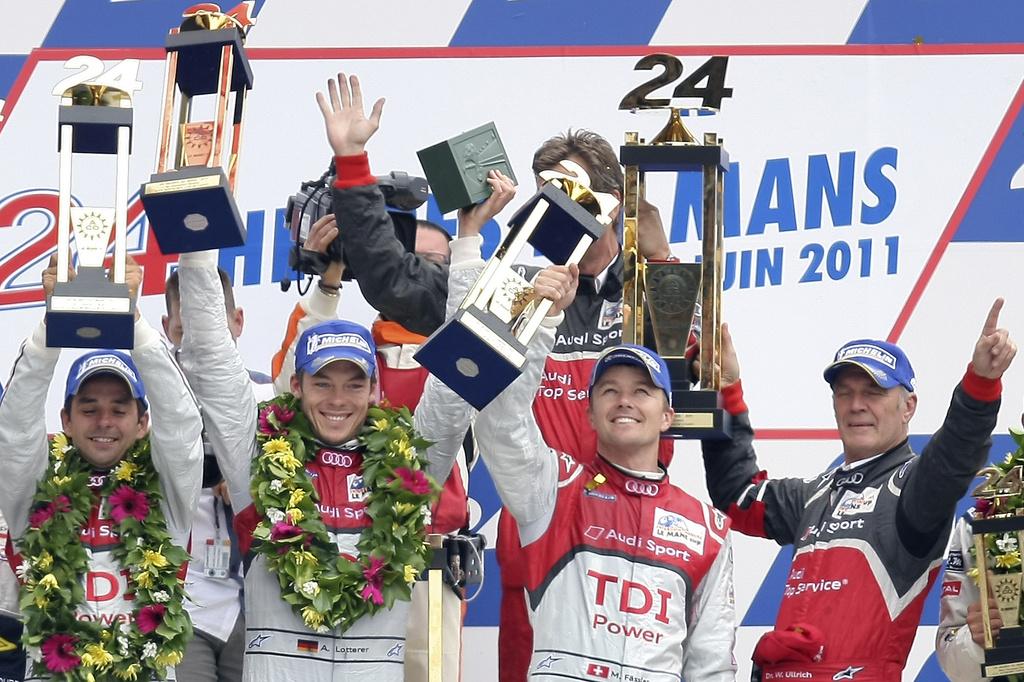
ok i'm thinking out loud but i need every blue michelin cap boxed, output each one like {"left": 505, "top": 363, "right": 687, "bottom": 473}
{"left": 823, "top": 339, "right": 916, "bottom": 392}
{"left": 296, "top": 320, "right": 377, "bottom": 378}
{"left": 589, "top": 344, "right": 672, "bottom": 400}
{"left": 65, "top": 350, "right": 148, "bottom": 409}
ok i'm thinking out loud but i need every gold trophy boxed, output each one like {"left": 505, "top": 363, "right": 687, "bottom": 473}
{"left": 415, "top": 161, "right": 617, "bottom": 410}
{"left": 619, "top": 54, "right": 733, "bottom": 439}
{"left": 46, "top": 83, "right": 135, "bottom": 349}
{"left": 971, "top": 432, "right": 1024, "bottom": 676}
{"left": 140, "top": 2, "right": 255, "bottom": 253}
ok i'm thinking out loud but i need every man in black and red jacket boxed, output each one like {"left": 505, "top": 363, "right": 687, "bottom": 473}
{"left": 701, "top": 303, "right": 1017, "bottom": 682}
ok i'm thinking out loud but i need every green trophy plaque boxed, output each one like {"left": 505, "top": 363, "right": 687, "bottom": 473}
{"left": 417, "top": 122, "right": 516, "bottom": 214}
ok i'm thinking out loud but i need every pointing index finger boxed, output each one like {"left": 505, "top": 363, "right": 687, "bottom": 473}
{"left": 983, "top": 298, "right": 1005, "bottom": 336}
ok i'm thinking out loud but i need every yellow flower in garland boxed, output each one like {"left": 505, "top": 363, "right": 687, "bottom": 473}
{"left": 114, "top": 663, "right": 142, "bottom": 680}
{"left": 996, "top": 551, "right": 1022, "bottom": 569}
{"left": 81, "top": 643, "right": 114, "bottom": 670}
{"left": 33, "top": 595, "right": 47, "bottom": 609}
{"left": 287, "top": 508, "right": 304, "bottom": 524}
{"left": 293, "top": 550, "right": 318, "bottom": 566}
{"left": 51, "top": 475, "right": 71, "bottom": 487}
{"left": 114, "top": 460, "right": 138, "bottom": 482}
{"left": 301, "top": 605, "right": 325, "bottom": 629}
{"left": 140, "top": 548, "right": 169, "bottom": 570}
{"left": 263, "top": 439, "right": 303, "bottom": 471}
{"left": 393, "top": 502, "right": 416, "bottom": 517}
{"left": 289, "top": 489, "right": 306, "bottom": 507}
{"left": 36, "top": 551, "right": 52, "bottom": 571}
{"left": 403, "top": 565, "right": 417, "bottom": 584}
{"left": 38, "top": 574, "right": 58, "bottom": 591}
{"left": 51, "top": 433, "right": 69, "bottom": 459}
{"left": 372, "top": 418, "right": 389, "bottom": 432}
{"left": 154, "top": 650, "right": 184, "bottom": 668}
{"left": 135, "top": 571, "right": 155, "bottom": 589}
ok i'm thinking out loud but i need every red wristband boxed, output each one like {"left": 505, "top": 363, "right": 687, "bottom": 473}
{"left": 333, "top": 153, "right": 375, "bottom": 189}
{"left": 961, "top": 362, "right": 1001, "bottom": 402}
{"left": 721, "top": 380, "right": 748, "bottom": 416}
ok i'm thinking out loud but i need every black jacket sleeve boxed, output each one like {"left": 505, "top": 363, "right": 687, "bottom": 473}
{"left": 332, "top": 183, "right": 449, "bottom": 336}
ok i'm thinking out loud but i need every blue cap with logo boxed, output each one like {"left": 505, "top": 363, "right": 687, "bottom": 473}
{"left": 589, "top": 344, "right": 672, "bottom": 400}
{"left": 296, "top": 320, "right": 377, "bottom": 378}
{"left": 822, "top": 339, "right": 916, "bottom": 392}
{"left": 65, "top": 350, "right": 148, "bottom": 409}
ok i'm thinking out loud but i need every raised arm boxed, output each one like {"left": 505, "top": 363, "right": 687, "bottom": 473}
{"left": 316, "top": 72, "right": 448, "bottom": 336}
{"left": 701, "top": 324, "right": 812, "bottom": 544}
{"left": 472, "top": 265, "right": 578, "bottom": 545}
{"left": 177, "top": 251, "right": 258, "bottom": 510}
{"left": 130, "top": 311, "right": 203, "bottom": 542}
{"left": 898, "top": 299, "right": 1014, "bottom": 551}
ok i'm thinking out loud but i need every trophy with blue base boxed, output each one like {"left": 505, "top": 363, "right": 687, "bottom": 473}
{"left": 141, "top": 3, "right": 255, "bottom": 253}
{"left": 47, "top": 84, "right": 135, "bottom": 349}
{"left": 415, "top": 162, "right": 618, "bottom": 410}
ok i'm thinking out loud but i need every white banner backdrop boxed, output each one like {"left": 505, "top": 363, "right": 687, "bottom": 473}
{"left": 2, "top": 46, "right": 1023, "bottom": 680}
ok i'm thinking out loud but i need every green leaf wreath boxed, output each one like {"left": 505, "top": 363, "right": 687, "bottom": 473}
{"left": 18, "top": 433, "right": 192, "bottom": 681}
{"left": 250, "top": 394, "right": 438, "bottom": 632}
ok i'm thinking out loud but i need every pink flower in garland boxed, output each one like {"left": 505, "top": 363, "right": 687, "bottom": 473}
{"left": 41, "top": 634, "right": 80, "bottom": 673}
{"left": 258, "top": 403, "right": 295, "bottom": 436}
{"left": 360, "top": 582, "right": 384, "bottom": 606}
{"left": 363, "top": 557, "right": 385, "bottom": 582}
{"left": 29, "top": 504, "right": 55, "bottom": 528}
{"left": 360, "top": 557, "right": 385, "bottom": 605}
{"left": 108, "top": 486, "right": 150, "bottom": 523}
{"left": 137, "top": 604, "right": 166, "bottom": 634}
{"left": 394, "top": 468, "right": 430, "bottom": 496}
{"left": 269, "top": 522, "right": 304, "bottom": 542}
{"left": 53, "top": 495, "right": 71, "bottom": 513}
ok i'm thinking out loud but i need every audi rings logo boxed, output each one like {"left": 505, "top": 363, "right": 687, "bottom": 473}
{"left": 833, "top": 471, "right": 863, "bottom": 488}
{"left": 319, "top": 451, "right": 354, "bottom": 467}
{"left": 625, "top": 480, "right": 659, "bottom": 497}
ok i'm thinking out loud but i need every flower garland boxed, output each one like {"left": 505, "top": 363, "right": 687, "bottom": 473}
{"left": 251, "top": 394, "right": 437, "bottom": 632}
{"left": 18, "top": 433, "right": 192, "bottom": 681}
{"left": 968, "top": 427, "right": 1024, "bottom": 580}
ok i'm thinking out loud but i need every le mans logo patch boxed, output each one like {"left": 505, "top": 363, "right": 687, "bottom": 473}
{"left": 946, "top": 549, "right": 965, "bottom": 572}
{"left": 653, "top": 507, "right": 705, "bottom": 554}
{"left": 347, "top": 473, "right": 368, "bottom": 503}
{"left": 832, "top": 486, "right": 879, "bottom": 519}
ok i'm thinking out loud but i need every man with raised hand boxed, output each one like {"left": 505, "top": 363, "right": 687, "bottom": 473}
{"left": 177, "top": 238, "right": 470, "bottom": 680}
{"left": 702, "top": 301, "right": 1016, "bottom": 681}
{"left": 0, "top": 255, "right": 202, "bottom": 681}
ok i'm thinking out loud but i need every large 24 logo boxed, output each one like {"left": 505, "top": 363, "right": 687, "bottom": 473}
{"left": 0, "top": 190, "right": 179, "bottom": 309}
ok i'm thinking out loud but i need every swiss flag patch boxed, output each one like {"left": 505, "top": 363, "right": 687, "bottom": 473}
{"left": 586, "top": 663, "right": 611, "bottom": 678}
{"left": 942, "top": 581, "right": 961, "bottom": 597}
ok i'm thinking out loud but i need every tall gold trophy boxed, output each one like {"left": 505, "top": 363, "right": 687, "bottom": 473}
{"left": 971, "top": 432, "right": 1024, "bottom": 677}
{"left": 619, "top": 54, "right": 733, "bottom": 439}
{"left": 140, "top": 2, "right": 255, "bottom": 253}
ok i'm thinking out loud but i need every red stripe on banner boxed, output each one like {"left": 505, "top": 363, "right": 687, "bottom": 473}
{"left": 887, "top": 77, "right": 1024, "bottom": 342}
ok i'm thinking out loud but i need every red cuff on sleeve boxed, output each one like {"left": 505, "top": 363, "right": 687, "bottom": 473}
{"left": 961, "top": 362, "right": 1002, "bottom": 402}
{"left": 721, "top": 380, "right": 748, "bottom": 416}
{"left": 333, "top": 153, "right": 375, "bottom": 189}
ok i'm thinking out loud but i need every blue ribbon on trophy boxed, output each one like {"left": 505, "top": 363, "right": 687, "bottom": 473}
{"left": 415, "top": 161, "right": 618, "bottom": 410}
{"left": 46, "top": 83, "right": 135, "bottom": 349}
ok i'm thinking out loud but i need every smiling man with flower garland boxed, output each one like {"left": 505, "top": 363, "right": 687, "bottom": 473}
{"left": 176, "top": 249, "right": 459, "bottom": 682}
{"left": 0, "top": 255, "right": 203, "bottom": 681}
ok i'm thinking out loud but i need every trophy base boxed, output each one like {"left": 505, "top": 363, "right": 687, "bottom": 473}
{"left": 510, "top": 183, "right": 607, "bottom": 265}
{"left": 982, "top": 627, "right": 1024, "bottom": 675}
{"left": 414, "top": 307, "right": 527, "bottom": 411}
{"left": 46, "top": 274, "right": 134, "bottom": 349}
{"left": 141, "top": 166, "right": 245, "bottom": 253}
{"left": 664, "top": 389, "right": 731, "bottom": 440}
